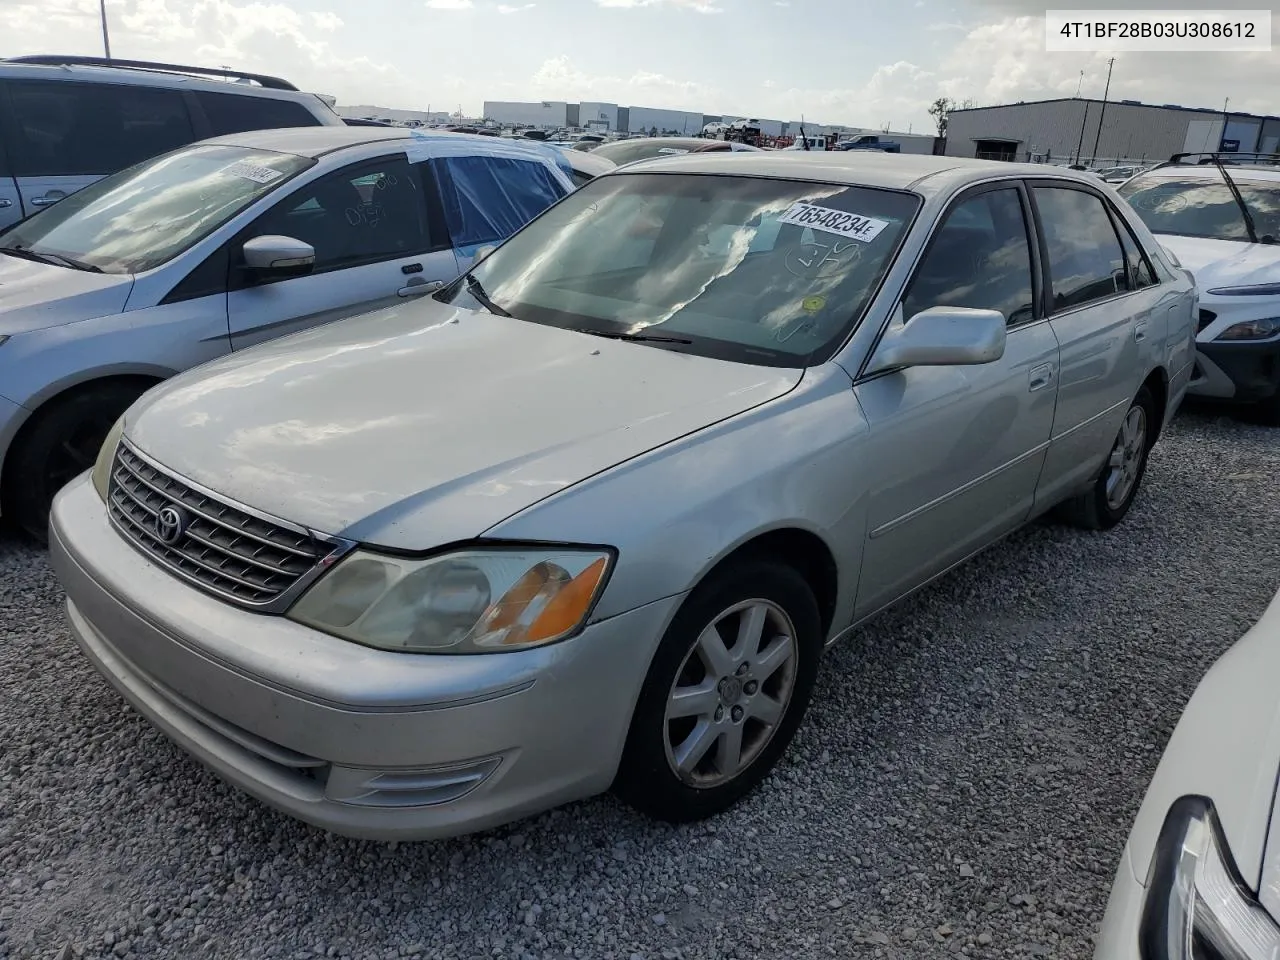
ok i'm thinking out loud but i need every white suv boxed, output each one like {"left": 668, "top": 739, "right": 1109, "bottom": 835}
{"left": 0, "top": 55, "right": 342, "bottom": 230}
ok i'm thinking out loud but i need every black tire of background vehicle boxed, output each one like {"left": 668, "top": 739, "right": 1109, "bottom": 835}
{"left": 1252, "top": 390, "right": 1280, "bottom": 427}
{"left": 1056, "top": 385, "right": 1157, "bottom": 531}
{"left": 1, "top": 383, "right": 145, "bottom": 542}
{"left": 613, "top": 558, "right": 823, "bottom": 823}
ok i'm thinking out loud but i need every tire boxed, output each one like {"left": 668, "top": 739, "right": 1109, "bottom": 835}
{"left": 1058, "top": 385, "right": 1157, "bottom": 531}
{"left": 1252, "top": 391, "right": 1280, "bottom": 427}
{"left": 613, "top": 558, "right": 823, "bottom": 823}
{"left": 2, "top": 382, "right": 146, "bottom": 542}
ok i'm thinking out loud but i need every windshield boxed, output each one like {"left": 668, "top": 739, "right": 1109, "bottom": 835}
{"left": 1118, "top": 173, "right": 1280, "bottom": 243}
{"left": 592, "top": 140, "right": 720, "bottom": 165}
{"left": 0, "top": 145, "right": 314, "bottom": 274}
{"left": 439, "top": 172, "right": 920, "bottom": 367}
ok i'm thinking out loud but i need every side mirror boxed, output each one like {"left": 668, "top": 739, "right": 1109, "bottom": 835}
{"left": 242, "top": 235, "right": 315, "bottom": 281}
{"left": 865, "top": 306, "right": 1007, "bottom": 375}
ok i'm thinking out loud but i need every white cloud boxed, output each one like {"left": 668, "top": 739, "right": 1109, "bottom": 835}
{"left": 425, "top": 0, "right": 472, "bottom": 8}
{"left": 496, "top": 2, "right": 534, "bottom": 10}
{"left": 596, "top": 0, "right": 722, "bottom": 12}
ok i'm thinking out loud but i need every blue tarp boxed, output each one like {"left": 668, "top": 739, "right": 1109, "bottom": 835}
{"left": 433, "top": 154, "right": 568, "bottom": 248}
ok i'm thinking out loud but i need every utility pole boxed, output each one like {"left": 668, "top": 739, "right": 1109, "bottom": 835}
{"left": 1074, "top": 100, "right": 1089, "bottom": 164}
{"left": 1075, "top": 70, "right": 1083, "bottom": 97}
{"left": 1089, "top": 57, "right": 1115, "bottom": 165}
{"left": 99, "top": 0, "right": 112, "bottom": 58}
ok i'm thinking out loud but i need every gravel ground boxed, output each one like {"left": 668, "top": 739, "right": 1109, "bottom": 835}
{"left": 1, "top": 407, "right": 1278, "bottom": 960}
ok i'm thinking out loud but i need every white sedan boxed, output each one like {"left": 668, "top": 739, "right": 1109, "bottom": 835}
{"left": 1095, "top": 583, "right": 1280, "bottom": 958}
{"left": 1117, "top": 159, "right": 1280, "bottom": 423}
{"left": 0, "top": 126, "right": 575, "bottom": 538}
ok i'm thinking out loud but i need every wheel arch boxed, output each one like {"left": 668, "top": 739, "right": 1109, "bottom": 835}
{"left": 1142, "top": 364, "right": 1169, "bottom": 443}
{"left": 0, "top": 371, "right": 167, "bottom": 507}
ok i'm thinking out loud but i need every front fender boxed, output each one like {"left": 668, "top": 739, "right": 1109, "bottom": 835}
{"left": 484, "top": 365, "right": 870, "bottom": 635}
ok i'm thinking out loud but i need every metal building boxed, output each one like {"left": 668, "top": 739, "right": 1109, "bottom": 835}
{"left": 945, "top": 98, "right": 1280, "bottom": 166}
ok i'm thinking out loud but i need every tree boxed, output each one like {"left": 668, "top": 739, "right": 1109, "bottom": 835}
{"left": 928, "top": 97, "right": 953, "bottom": 137}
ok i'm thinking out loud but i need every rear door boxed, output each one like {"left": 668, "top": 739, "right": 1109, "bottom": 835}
{"left": 1029, "top": 182, "right": 1155, "bottom": 508}
{"left": 2, "top": 78, "right": 195, "bottom": 214}
{"left": 226, "top": 152, "right": 456, "bottom": 352}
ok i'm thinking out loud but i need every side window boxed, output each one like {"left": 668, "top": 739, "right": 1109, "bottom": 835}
{"left": 237, "top": 155, "right": 429, "bottom": 280}
{"left": 903, "top": 187, "right": 1036, "bottom": 327}
{"left": 196, "top": 92, "right": 320, "bottom": 137}
{"left": 1032, "top": 186, "right": 1128, "bottom": 310}
{"left": 435, "top": 156, "right": 568, "bottom": 247}
{"left": 7, "top": 80, "right": 194, "bottom": 177}
{"left": 1112, "top": 212, "right": 1159, "bottom": 290}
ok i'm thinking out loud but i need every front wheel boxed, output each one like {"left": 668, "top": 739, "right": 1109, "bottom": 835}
{"left": 613, "top": 558, "right": 822, "bottom": 823}
{"left": 2, "top": 383, "right": 145, "bottom": 541}
{"left": 1058, "top": 385, "right": 1156, "bottom": 531}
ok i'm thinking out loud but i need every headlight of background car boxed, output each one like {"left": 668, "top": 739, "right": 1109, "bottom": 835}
{"left": 289, "top": 548, "right": 613, "bottom": 654}
{"left": 1140, "top": 796, "right": 1280, "bottom": 959}
{"left": 1215, "top": 318, "right": 1280, "bottom": 341}
{"left": 91, "top": 416, "right": 125, "bottom": 503}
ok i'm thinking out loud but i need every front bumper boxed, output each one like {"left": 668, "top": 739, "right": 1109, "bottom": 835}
{"left": 50, "top": 475, "right": 679, "bottom": 841}
{"left": 1189, "top": 335, "right": 1280, "bottom": 402}
{"left": 1094, "top": 841, "right": 1144, "bottom": 959}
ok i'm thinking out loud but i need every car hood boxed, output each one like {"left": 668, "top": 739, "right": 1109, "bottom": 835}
{"left": 126, "top": 299, "right": 804, "bottom": 548}
{"left": 1156, "top": 234, "right": 1280, "bottom": 291}
{"left": 1124, "top": 584, "right": 1280, "bottom": 893}
{"left": 0, "top": 254, "right": 134, "bottom": 335}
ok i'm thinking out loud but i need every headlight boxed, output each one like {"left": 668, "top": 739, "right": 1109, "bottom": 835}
{"left": 1215, "top": 318, "right": 1280, "bottom": 341}
{"left": 91, "top": 416, "right": 125, "bottom": 503}
{"left": 1140, "top": 796, "right": 1280, "bottom": 959}
{"left": 1206, "top": 284, "right": 1280, "bottom": 297}
{"left": 288, "top": 547, "right": 613, "bottom": 653}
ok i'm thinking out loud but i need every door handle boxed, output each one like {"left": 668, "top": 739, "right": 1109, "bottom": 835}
{"left": 0, "top": 198, "right": 11, "bottom": 209}
{"left": 1028, "top": 362, "right": 1054, "bottom": 392}
{"left": 1135, "top": 319, "right": 1148, "bottom": 343}
{"left": 397, "top": 278, "right": 443, "bottom": 298}
{"left": 29, "top": 196, "right": 61, "bottom": 207}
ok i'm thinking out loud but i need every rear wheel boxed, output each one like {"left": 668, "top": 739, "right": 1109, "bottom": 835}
{"left": 2, "top": 383, "right": 146, "bottom": 541}
{"left": 1057, "top": 385, "right": 1156, "bottom": 531}
{"left": 614, "top": 558, "right": 822, "bottom": 822}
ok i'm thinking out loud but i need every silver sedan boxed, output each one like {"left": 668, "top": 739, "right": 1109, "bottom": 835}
{"left": 51, "top": 151, "right": 1197, "bottom": 840}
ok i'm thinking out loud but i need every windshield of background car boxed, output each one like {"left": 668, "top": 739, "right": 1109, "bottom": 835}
{"left": 1118, "top": 173, "right": 1280, "bottom": 242}
{"left": 591, "top": 140, "right": 716, "bottom": 165}
{"left": 0, "top": 144, "right": 314, "bottom": 274}
{"left": 443, "top": 172, "right": 920, "bottom": 367}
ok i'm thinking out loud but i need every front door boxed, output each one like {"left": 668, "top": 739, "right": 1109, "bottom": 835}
{"left": 227, "top": 154, "right": 459, "bottom": 352}
{"left": 852, "top": 183, "right": 1060, "bottom": 618}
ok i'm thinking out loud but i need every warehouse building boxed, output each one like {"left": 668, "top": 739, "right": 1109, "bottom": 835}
{"left": 945, "top": 98, "right": 1280, "bottom": 166}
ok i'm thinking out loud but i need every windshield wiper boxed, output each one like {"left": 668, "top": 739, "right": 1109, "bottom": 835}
{"left": 1210, "top": 157, "right": 1263, "bottom": 244}
{"left": 0, "top": 244, "right": 103, "bottom": 272}
{"left": 580, "top": 328, "right": 693, "bottom": 344}
{"left": 464, "top": 274, "right": 511, "bottom": 318}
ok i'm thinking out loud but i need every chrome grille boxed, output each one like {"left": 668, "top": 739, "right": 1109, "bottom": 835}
{"left": 107, "top": 441, "right": 336, "bottom": 608}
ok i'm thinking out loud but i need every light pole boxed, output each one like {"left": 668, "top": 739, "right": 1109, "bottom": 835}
{"left": 1089, "top": 57, "right": 1115, "bottom": 164}
{"left": 99, "top": 0, "right": 112, "bottom": 58}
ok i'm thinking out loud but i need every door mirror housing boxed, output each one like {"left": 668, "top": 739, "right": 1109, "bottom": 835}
{"left": 242, "top": 235, "right": 315, "bottom": 281}
{"left": 865, "top": 306, "right": 1007, "bottom": 375}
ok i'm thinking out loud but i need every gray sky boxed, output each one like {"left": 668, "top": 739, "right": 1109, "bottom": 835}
{"left": 2, "top": 0, "right": 1277, "bottom": 131}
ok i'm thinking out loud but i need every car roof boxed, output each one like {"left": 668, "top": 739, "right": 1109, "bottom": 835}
{"left": 0, "top": 59, "right": 322, "bottom": 102}
{"left": 204, "top": 126, "right": 576, "bottom": 161}
{"left": 610, "top": 150, "right": 1111, "bottom": 196}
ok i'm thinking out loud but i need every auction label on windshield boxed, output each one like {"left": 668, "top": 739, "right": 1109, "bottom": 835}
{"left": 778, "top": 202, "right": 890, "bottom": 242}
{"left": 224, "top": 161, "right": 286, "bottom": 184}
{"left": 1046, "top": 10, "right": 1271, "bottom": 50}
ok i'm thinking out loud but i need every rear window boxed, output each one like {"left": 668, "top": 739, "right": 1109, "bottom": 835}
{"left": 196, "top": 92, "right": 320, "bottom": 136}
{"left": 434, "top": 155, "right": 567, "bottom": 247}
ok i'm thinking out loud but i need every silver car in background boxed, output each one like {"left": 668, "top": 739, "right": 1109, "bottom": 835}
{"left": 51, "top": 152, "right": 1195, "bottom": 840}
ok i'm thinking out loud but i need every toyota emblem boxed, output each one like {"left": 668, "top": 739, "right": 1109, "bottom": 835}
{"left": 154, "top": 505, "right": 189, "bottom": 545}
